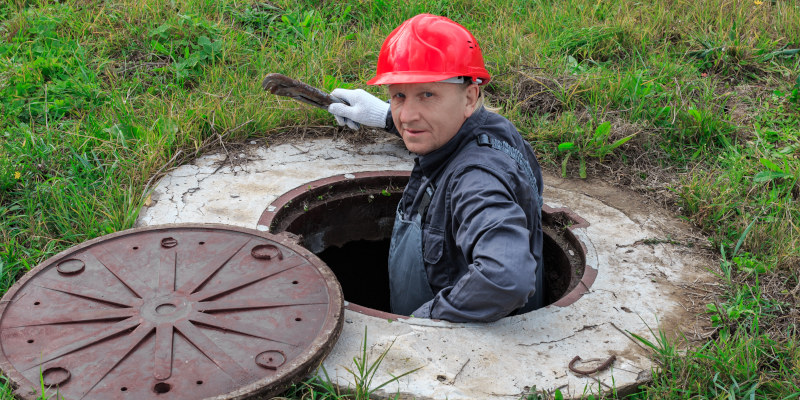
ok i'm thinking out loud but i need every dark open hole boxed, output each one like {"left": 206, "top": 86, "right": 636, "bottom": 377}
{"left": 153, "top": 382, "right": 171, "bottom": 394}
{"left": 318, "top": 239, "right": 391, "bottom": 311}
{"left": 266, "top": 173, "right": 586, "bottom": 315}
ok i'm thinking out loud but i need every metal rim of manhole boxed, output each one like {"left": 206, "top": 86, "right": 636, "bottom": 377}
{"left": 0, "top": 224, "right": 344, "bottom": 400}
{"left": 258, "top": 170, "right": 597, "bottom": 319}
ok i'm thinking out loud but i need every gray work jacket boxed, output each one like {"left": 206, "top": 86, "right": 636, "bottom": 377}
{"left": 387, "top": 106, "right": 544, "bottom": 322}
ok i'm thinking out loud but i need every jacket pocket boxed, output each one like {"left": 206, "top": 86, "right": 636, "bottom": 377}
{"left": 423, "top": 227, "right": 445, "bottom": 264}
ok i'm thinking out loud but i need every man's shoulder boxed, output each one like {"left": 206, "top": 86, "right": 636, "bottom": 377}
{"left": 445, "top": 144, "right": 520, "bottom": 188}
{"left": 480, "top": 110, "right": 518, "bottom": 133}
{"left": 450, "top": 116, "right": 527, "bottom": 172}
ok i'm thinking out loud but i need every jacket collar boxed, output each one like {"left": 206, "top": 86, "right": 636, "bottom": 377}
{"left": 417, "top": 106, "right": 489, "bottom": 178}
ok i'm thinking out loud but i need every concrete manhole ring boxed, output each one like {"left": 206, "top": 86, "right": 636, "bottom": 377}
{"left": 0, "top": 225, "right": 344, "bottom": 400}
{"left": 257, "top": 170, "right": 596, "bottom": 316}
{"left": 136, "top": 137, "right": 715, "bottom": 399}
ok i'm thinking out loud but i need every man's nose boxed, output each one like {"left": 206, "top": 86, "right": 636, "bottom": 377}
{"left": 398, "top": 99, "right": 420, "bottom": 124}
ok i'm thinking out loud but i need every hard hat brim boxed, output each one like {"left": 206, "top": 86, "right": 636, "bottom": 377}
{"left": 367, "top": 71, "right": 490, "bottom": 86}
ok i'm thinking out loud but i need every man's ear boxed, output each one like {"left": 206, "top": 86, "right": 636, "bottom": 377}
{"left": 464, "top": 84, "right": 480, "bottom": 118}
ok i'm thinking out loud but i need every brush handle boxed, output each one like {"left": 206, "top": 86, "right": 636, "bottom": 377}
{"left": 261, "top": 73, "right": 347, "bottom": 109}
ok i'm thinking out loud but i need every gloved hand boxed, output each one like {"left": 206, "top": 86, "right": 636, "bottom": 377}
{"left": 327, "top": 89, "right": 390, "bottom": 130}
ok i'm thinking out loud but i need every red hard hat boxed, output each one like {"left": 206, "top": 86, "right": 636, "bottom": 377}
{"left": 367, "top": 14, "right": 491, "bottom": 86}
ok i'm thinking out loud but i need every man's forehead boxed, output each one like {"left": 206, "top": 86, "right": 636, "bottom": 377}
{"left": 387, "top": 82, "right": 455, "bottom": 93}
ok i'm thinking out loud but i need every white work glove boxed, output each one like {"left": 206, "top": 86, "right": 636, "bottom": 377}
{"left": 327, "top": 88, "right": 390, "bottom": 130}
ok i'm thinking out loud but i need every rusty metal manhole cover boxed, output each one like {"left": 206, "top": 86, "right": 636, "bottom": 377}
{"left": 0, "top": 224, "right": 344, "bottom": 399}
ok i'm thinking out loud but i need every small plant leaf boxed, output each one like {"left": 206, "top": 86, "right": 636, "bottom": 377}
{"left": 594, "top": 121, "right": 611, "bottom": 138}
{"left": 688, "top": 108, "right": 702, "bottom": 123}
{"left": 733, "top": 214, "right": 759, "bottom": 257}
{"left": 759, "top": 157, "right": 785, "bottom": 173}
{"left": 754, "top": 170, "right": 792, "bottom": 183}
{"left": 628, "top": 331, "right": 658, "bottom": 351}
{"left": 558, "top": 142, "right": 575, "bottom": 151}
{"left": 605, "top": 134, "right": 634, "bottom": 151}
{"left": 760, "top": 47, "right": 800, "bottom": 61}
{"left": 150, "top": 40, "right": 169, "bottom": 55}
{"left": 323, "top": 75, "right": 354, "bottom": 91}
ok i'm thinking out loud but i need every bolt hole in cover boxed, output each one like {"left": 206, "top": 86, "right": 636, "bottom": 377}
{"left": 153, "top": 382, "right": 171, "bottom": 394}
{"left": 0, "top": 225, "right": 343, "bottom": 399}
{"left": 258, "top": 171, "right": 594, "bottom": 318}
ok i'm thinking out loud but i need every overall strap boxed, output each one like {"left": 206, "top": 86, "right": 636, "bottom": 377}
{"left": 477, "top": 134, "right": 543, "bottom": 210}
{"left": 418, "top": 184, "right": 436, "bottom": 222}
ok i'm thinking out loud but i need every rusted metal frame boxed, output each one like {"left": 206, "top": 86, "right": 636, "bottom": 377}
{"left": 261, "top": 171, "right": 595, "bottom": 318}
{"left": 568, "top": 355, "right": 617, "bottom": 375}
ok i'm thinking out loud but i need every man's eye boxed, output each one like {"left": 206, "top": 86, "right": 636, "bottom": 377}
{"left": 393, "top": 93, "right": 405, "bottom": 99}
{"left": 423, "top": 92, "right": 433, "bottom": 98}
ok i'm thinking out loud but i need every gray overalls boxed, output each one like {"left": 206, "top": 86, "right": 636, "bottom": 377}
{"left": 388, "top": 133, "right": 543, "bottom": 317}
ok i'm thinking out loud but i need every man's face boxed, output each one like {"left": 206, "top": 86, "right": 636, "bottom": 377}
{"left": 388, "top": 82, "right": 479, "bottom": 155}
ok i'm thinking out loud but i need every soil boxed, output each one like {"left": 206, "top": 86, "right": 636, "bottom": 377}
{"left": 513, "top": 75, "right": 572, "bottom": 117}
{"left": 115, "top": 50, "right": 171, "bottom": 78}
{"left": 265, "top": 124, "right": 388, "bottom": 147}
{"left": 761, "top": 271, "right": 800, "bottom": 340}
{"left": 485, "top": 72, "right": 577, "bottom": 119}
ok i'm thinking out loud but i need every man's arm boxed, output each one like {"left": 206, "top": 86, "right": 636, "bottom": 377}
{"left": 412, "top": 167, "right": 538, "bottom": 322}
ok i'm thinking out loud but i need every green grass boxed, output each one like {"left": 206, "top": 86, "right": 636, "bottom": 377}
{"left": 1, "top": 0, "right": 799, "bottom": 398}
{"left": 278, "top": 327, "right": 421, "bottom": 400}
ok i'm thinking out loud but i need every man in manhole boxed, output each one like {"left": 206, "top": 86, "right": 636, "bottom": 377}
{"left": 328, "top": 14, "right": 545, "bottom": 322}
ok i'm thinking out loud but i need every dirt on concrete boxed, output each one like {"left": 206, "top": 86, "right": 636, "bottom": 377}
{"left": 544, "top": 172, "right": 720, "bottom": 344}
